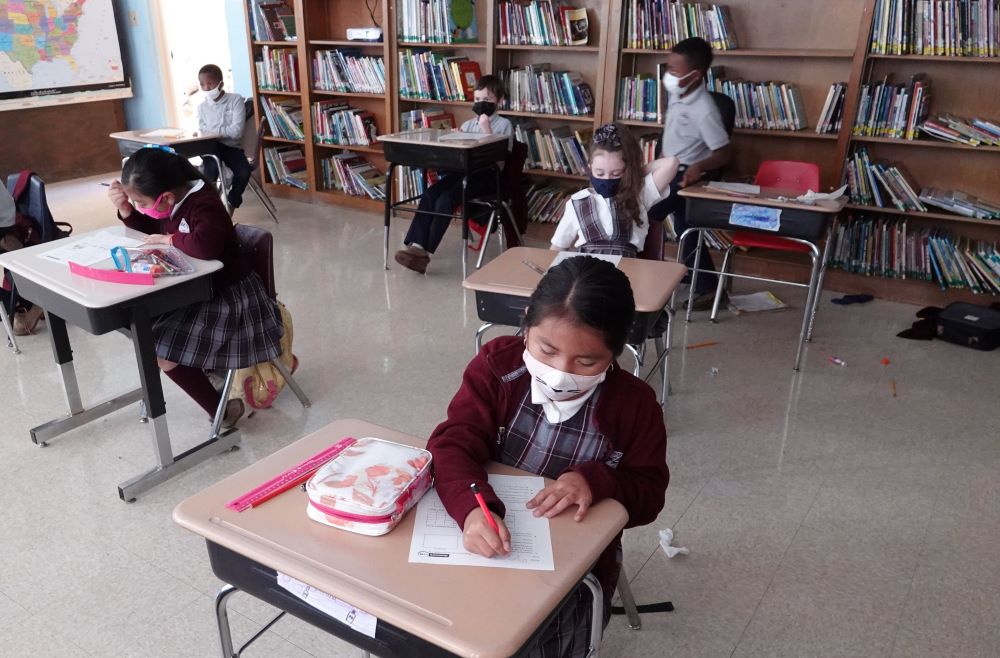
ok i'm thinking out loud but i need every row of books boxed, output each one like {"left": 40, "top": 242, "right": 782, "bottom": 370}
{"left": 497, "top": 1, "right": 589, "bottom": 46}
{"left": 261, "top": 96, "right": 305, "bottom": 141}
{"left": 623, "top": 1, "right": 739, "bottom": 50}
{"left": 263, "top": 145, "right": 307, "bottom": 189}
{"left": 713, "top": 79, "right": 807, "bottom": 131}
{"left": 816, "top": 83, "right": 848, "bottom": 135}
{"left": 827, "top": 215, "right": 1000, "bottom": 294}
{"left": 852, "top": 74, "right": 930, "bottom": 139}
{"left": 397, "top": 0, "right": 479, "bottom": 44}
{"left": 255, "top": 46, "right": 299, "bottom": 92}
{"left": 514, "top": 121, "right": 591, "bottom": 176}
{"left": 918, "top": 187, "right": 1000, "bottom": 218}
{"left": 395, "top": 166, "right": 439, "bottom": 201}
{"left": 640, "top": 134, "right": 658, "bottom": 164}
{"left": 845, "top": 148, "right": 926, "bottom": 211}
{"left": 312, "top": 101, "right": 378, "bottom": 146}
{"left": 320, "top": 153, "right": 387, "bottom": 200}
{"left": 870, "top": 0, "right": 1000, "bottom": 56}
{"left": 313, "top": 49, "right": 386, "bottom": 95}
{"left": 498, "top": 66, "right": 595, "bottom": 116}
{"left": 617, "top": 71, "right": 665, "bottom": 124}
{"left": 401, "top": 108, "right": 458, "bottom": 130}
{"left": 249, "top": 1, "right": 296, "bottom": 42}
{"left": 920, "top": 113, "right": 1000, "bottom": 145}
{"left": 527, "top": 184, "right": 576, "bottom": 223}
{"left": 398, "top": 49, "right": 481, "bottom": 102}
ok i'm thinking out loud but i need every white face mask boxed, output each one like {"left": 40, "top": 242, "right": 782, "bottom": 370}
{"left": 204, "top": 82, "right": 223, "bottom": 104}
{"left": 522, "top": 349, "right": 607, "bottom": 423}
{"left": 662, "top": 70, "right": 698, "bottom": 96}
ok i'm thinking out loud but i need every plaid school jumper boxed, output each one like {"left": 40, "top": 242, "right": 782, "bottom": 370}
{"left": 572, "top": 192, "right": 639, "bottom": 258}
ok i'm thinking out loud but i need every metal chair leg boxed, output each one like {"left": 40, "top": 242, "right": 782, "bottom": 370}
{"left": 271, "top": 358, "right": 311, "bottom": 408}
{"left": 683, "top": 230, "right": 705, "bottom": 323}
{"left": 216, "top": 585, "right": 240, "bottom": 658}
{"left": 249, "top": 177, "right": 278, "bottom": 224}
{"left": 475, "top": 322, "right": 495, "bottom": 354}
{"left": 617, "top": 570, "right": 642, "bottom": 631}
{"left": 806, "top": 233, "right": 834, "bottom": 341}
{"left": 711, "top": 245, "right": 735, "bottom": 323}
{"left": 793, "top": 247, "right": 823, "bottom": 371}
{"left": 653, "top": 335, "right": 667, "bottom": 405}
{"left": 624, "top": 343, "right": 643, "bottom": 377}
{"left": 476, "top": 207, "right": 499, "bottom": 270}
{"left": 0, "top": 302, "right": 20, "bottom": 354}
{"left": 583, "top": 573, "right": 605, "bottom": 656}
{"left": 210, "top": 369, "right": 238, "bottom": 439}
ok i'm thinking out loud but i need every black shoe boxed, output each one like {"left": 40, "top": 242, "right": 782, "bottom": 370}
{"left": 684, "top": 291, "right": 727, "bottom": 312}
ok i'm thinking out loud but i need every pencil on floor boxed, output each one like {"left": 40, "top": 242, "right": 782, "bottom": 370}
{"left": 686, "top": 341, "right": 719, "bottom": 350}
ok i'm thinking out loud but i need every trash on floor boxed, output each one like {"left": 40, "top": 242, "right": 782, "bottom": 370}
{"left": 686, "top": 340, "right": 719, "bottom": 350}
{"left": 880, "top": 357, "right": 891, "bottom": 366}
{"left": 659, "top": 528, "right": 689, "bottom": 558}
{"left": 831, "top": 294, "right": 874, "bottom": 305}
{"left": 829, "top": 356, "right": 847, "bottom": 367}
{"left": 710, "top": 367, "right": 719, "bottom": 375}
{"left": 891, "top": 379, "right": 897, "bottom": 397}
{"left": 728, "top": 291, "right": 787, "bottom": 313}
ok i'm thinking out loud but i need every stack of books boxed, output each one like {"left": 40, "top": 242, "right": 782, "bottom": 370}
{"left": 870, "top": 0, "right": 1000, "bottom": 57}
{"left": 515, "top": 121, "right": 591, "bottom": 175}
{"left": 320, "top": 153, "right": 387, "bottom": 199}
{"left": 845, "top": 148, "right": 926, "bottom": 211}
{"left": 312, "top": 101, "right": 378, "bottom": 146}
{"left": 617, "top": 70, "right": 665, "bottom": 123}
{"left": 313, "top": 49, "right": 386, "bottom": 94}
{"left": 499, "top": 65, "right": 595, "bottom": 116}
{"left": 918, "top": 188, "right": 1000, "bottom": 218}
{"left": 261, "top": 96, "right": 305, "bottom": 141}
{"left": 816, "top": 83, "right": 848, "bottom": 134}
{"left": 249, "top": 1, "right": 296, "bottom": 41}
{"left": 527, "top": 184, "right": 577, "bottom": 223}
{"left": 920, "top": 114, "right": 1000, "bottom": 145}
{"left": 256, "top": 46, "right": 299, "bottom": 92}
{"left": 497, "top": 1, "right": 589, "bottom": 46}
{"left": 397, "top": 0, "right": 479, "bottom": 44}
{"left": 623, "top": 1, "right": 739, "bottom": 50}
{"left": 714, "top": 79, "right": 807, "bottom": 131}
{"left": 263, "top": 145, "right": 307, "bottom": 188}
{"left": 398, "top": 49, "right": 481, "bottom": 102}
{"left": 853, "top": 74, "right": 930, "bottom": 139}
{"left": 828, "top": 214, "right": 1000, "bottom": 294}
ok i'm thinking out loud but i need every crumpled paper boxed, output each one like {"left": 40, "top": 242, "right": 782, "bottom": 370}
{"left": 659, "top": 528, "right": 689, "bottom": 558}
{"left": 793, "top": 184, "right": 848, "bottom": 204}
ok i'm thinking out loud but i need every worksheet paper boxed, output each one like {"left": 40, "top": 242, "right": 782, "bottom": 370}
{"left": 408, "top": 474, "right": 554, "bottom": 571}
{"left": 140, "top": 129, "right": 186, "bottom": 138}
{"left": 549, "top": 251, "right": 622, "bottom": 270}
{"left": 277, "top": 572, "right": 378, "bottom": 638}
{"left": 39, "top": 231, "right": 143, "bottom": 266}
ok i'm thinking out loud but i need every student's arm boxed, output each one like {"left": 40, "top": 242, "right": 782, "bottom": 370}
{"left": 549, "top": 198, "right": 580, "bottom": 251}
{"left": 108, "top": 180, "right": 159, "bottom": 234}
{"left": 169, "top": 196, "right": 230, "bottom": 260}
{"left": 643, "top": 155, "right": 680, "bottom": 197}
{"left": 478, "top": 113, "right": 493, "bottom": 134}
{"left": 681, "top": 144, "right": 732, "bottom": 187}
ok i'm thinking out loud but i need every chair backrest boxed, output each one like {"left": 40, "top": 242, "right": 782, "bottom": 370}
{"left": 638, "top": 215, "right": 665, "bottom": 261}
{"left": 5, "top": 172, "right": 58, "bottom": 243}
{"left": 235, "top": 224, "right": 276, "bottom": 299}
{"left": 504, "top": 140, "right": 530, "bottom": 235}
{"left": 754, "top": 160, "right": 820, "bottom": 194}
{"left": 240, "top": 98, "right": 264, "bottom": 170}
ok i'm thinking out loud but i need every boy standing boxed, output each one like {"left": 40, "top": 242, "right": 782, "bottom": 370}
{"left": 648, "top": 37, "right": 732, "bottom": 310}
{"left": 196, "top": 64, "right": 252, "bottom": 210}
{"left": 394, "top": 74, "right": 513, "bottom": 274}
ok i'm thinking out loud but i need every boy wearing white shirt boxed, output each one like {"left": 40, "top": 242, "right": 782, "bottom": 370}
{"left": 196, "top": 64, "right": 252, "bottom": 210}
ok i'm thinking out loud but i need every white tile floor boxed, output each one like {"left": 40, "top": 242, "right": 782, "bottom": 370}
{"left": 2, "top": 172, "right": 998, "bottom": 657}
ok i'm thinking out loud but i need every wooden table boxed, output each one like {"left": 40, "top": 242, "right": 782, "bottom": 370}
{"left": 173, "top": 418, "right": 628, "bottom": 658}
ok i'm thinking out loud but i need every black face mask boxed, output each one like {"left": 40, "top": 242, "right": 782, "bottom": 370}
{"left": 472, "top": 101, "right": 497, "bottom": 116}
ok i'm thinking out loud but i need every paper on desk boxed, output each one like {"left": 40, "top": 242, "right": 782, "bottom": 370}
{"left": 141, "top": 128, "right": 186, "bottom": 138}
{"left": 408, "top": 474, "right": 554, "bottom": 571}
{"left": 438, "top": 131, "right": 494, "bottom": 142}
{"left": 39, "top": 231, "right": 144, "bottom": 266}
{"left": 277, "top": 572, "right": 378, "bottom": 638}
{"left": 706, "top": 181, "right": 760, "bottom": 195}
{"left": 794, "top": 184, "right": 848, "bottom": 204}
{"left": 549, "top": 251, "right": 622, "bottom": 270}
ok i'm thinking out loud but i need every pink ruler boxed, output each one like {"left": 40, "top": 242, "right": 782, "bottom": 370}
{"left": 69, "top": 261, "right": 155, "bottom": 285}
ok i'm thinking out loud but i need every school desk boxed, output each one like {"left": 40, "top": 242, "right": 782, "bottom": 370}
{"left": 378, "top": 129, "right": 508, "bottom": 278}
{"left": 0, "top": 226, "right": 238, "bottom": 502}
{"left": 462, "top": 246, "right": 687, "bottom": 404}
{"left": 173, "top": 418, "right": 628, "bottom": 658}
{"left": 677, "top": 183, "right": 848, "bottom": 370}
{"left": 110, "top": 129, "right": 223, "bottom": 159}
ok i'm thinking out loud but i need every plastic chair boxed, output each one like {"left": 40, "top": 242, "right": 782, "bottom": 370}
{"left": 465, "top": 140, "right": 529, "bottom": 269}
{"left": 208, "top": 225, "right": 310, "bottom": 438}
{"left": 707, "top": 160, "right": 829, "bottom": 371}
{"left": 241, "top": 99, "right": 279, "bottom": 223}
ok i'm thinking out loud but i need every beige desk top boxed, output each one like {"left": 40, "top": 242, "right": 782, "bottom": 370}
{"left": 463, "top": 247, "right": 687, "bottom": 314}
{"left": 109, "top": 129, "right": 222, "bottom": 146}
{"left": 378, "top": 128, "right": 508, "bottom": 149}
{"left": 679, "top": 183, "right": 848, "bottom": 214}
{"left": 173, "top": 418, "right": 627, "bottom": 658}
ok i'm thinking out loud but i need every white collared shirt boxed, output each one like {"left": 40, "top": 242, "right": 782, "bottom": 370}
{"left": 550, "top": 173, "right": 668, "bottom": 250}
{"left": 661, "top": 83, "right": 730, "bottom": 166}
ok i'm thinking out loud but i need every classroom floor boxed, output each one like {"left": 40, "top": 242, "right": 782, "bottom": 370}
{"left": 2, "top": 173, "right": 998, "bottom": 658}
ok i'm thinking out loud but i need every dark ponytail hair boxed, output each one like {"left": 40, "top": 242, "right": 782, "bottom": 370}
{"left": 121, "top": 147, "right": 211, "bottom": 199}
{"left": 524, "top": 256, "right": 636, "bottom": 356}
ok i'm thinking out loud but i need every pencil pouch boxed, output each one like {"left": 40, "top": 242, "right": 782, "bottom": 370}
{"left": 305, "top": 437, "right": 433, "bottom": 537}
{"left": 115, "top": 246, "right": 195, "bottom": 277}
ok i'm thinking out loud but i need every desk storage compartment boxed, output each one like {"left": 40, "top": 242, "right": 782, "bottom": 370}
{"left": 683, "top": 197, "right": 831, "bottom": 242}
{"left": 383, "top": 138, "right": 507, "bottom": 172}
{"left": 476, "top": 291, "right": 529, "bottom": 326}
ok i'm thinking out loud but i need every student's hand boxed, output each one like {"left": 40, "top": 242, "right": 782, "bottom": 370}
{"left": 680, "top": 164, "right": 704, "bottom": 188}
{"left": 478, "top": 113, "right": 492, "bottom": 133}
{"left": 108, "top": 180, "right": 133, "bottom": 217}
{"left": 463, "top": 508, "right": 511, "bottom": 557}
{"left": 142, "top": 234, "right": 173, "bottom": 246}
{"left": 527, "top": 471, "right": 592, "bottom": 521}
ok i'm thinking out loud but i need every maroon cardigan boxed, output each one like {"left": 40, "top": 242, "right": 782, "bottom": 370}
{"left": 427, "top": 335, "right": 669, "bottom": 600}
{"left": 120, "top": 183, "right": 248, "bottom": 289}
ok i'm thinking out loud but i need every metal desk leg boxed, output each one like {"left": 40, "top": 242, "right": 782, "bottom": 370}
{"left": 686, "top": 231, "right": 705, "bottom": 323}
{"left": 793, "top": 244, "right": 823, "bottom": 372}
{"left": 806, "top": 232, "right": 834, "bottom": 341}
{"left": 582, "top": 573, "right": 605, "bottom": 657}
{"left": 215, "top": 584, "right": 286, "bottom": 658}
{"left": 461, "top": 174, "right": 469, "bottom": 279}
{"left": 383, "top": 163, "right": 395, "bottom": 270}
{"left": 624, "top": 343, "right": 644, "bottom": 377}
{"left": 616, "top": 571, "right": 642, "bottom": 631}
{"left": 0, "top": 300, "right": 20, "bottom": 354}
{"left": 29, "top": 311, "right": 144, "bottom": 446}
{"left": 475, "top": 322, "right": 494, "bottom": 354}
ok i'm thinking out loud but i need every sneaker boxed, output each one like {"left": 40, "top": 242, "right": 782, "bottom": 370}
{"left": 394, "top": 249, "right": 430, "bottom": 274}
{"left": 222, "top": 399, "right": 245, "bottom": 429}
{"left": 683, "top": 291, "right": 727, "bottom": 312}
{"left": 13, "top": 305, "right": 44, "bottom": 336}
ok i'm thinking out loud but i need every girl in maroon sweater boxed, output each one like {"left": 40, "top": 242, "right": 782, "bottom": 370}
{"left": 428, "top": 256, "right": 669, "bottom": 657}
{"left": 107, "top": 147, "right": 282, "bottom": 428}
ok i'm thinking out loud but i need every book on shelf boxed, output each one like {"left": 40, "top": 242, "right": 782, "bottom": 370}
{"left": 399, "top": 49, "right": 479, "bottom": 101}
{"left": 713, "top": 77, "right": 807, "bottom": 131}
{"left": 499, "top": 65, "right": 595, "bottom": 116}
{"left": 526, "top": 184, "right": 577, "bottom": 223}
{"left": 395, "top": 166, "right": 441, "bottom": 201}
{"left": 497, "top": 1, "right": 589, "bottom": 46}
{"left": 401, "top": 107, "right": 457, "bottom": 130}
{"left": 261, "top": 96, "right": 305, "bottom": 140}
{"left": 263, "top": 145, "right": 308, "bottom": 188}
{"left": 398, "top": 0, "right": 479, "bottom": 44}
{"left": 918, "top": 188, "right": 1000, "bottom": 218}
{"left": 256, "top": 46, "right": 299, "bottom": 92}
{"left": 321, "top": 152, "right": 387, "bottom": 200}
{"left": 845, "top": 148, "right": 927, "bottom": 211}
{"left": 514, "top": 120, "right": 591, "bottom": 175}
{"left": 623, "top": 1, "right": 739, "bottom": 50}
{"left": 920, "top": 114, "right": 1000, "bottom": 145}
{"left": 816, "top": 83, "right": 848, "bottom": 134}
{"left": 313, "top": 49, "right": 386, "bottom": 94}
{"left": 249, "top": 1, "right": 297, "bottom": 42}
{"left": 853, "top": 74, "right": 930, "bottom": 139}
{"left": 870, "top": 0, "right": 1000, "bottom": 57}
{"left": 312, "top": 101, "right": 378, "bottom": 146}
{"left": 617, "top": 66, "right": 666, "bottom": 123}
{"left": 640, "top": 134, "right": 658, "bottom": 164}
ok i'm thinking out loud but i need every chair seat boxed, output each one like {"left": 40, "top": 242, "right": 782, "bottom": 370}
{"left": 731, "top": 231, "right": 812, "bottom": 253}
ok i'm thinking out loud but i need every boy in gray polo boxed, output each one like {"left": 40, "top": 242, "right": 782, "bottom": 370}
{"left": 648, "top": 37, "right": 732, "bottom": 311}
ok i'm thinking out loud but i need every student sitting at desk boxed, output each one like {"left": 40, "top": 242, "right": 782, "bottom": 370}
{"left": 107, "top": 147, "right": 283, "bottom": 428}
{"left": 196, "top": 64, "right": 252, "bottom": 210}
{"left": 394, "top": 74, "right": 513, "bottom": 274}
{"left": 647, "top": 37, "right": 732, "bottom": 311}
{"left": 428, "top": 257, "right": 669, "bottom": 657}
{"left": 550, "top": 122, "right": 678, "bottom": 257}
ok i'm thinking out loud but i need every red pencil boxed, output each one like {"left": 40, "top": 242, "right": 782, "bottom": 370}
{"left": 470, "top": 482, "right": 501, "bottom": 534}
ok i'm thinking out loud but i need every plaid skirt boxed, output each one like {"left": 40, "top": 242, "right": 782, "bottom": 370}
{"left": 153, "top": 272, "right": 283, "bottom": 370}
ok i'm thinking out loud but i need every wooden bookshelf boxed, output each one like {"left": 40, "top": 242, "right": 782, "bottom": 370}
{"left": 622, "top": 48, "right": 853, "bottom": 58}
{"left": 851, "top": 136, "right": 1000, "bottom": 153}
{"left": 396, "top": 41, "right": 488, "bottom": 49}
{"left": 868, "top": 54, "right": 1000, "bottom": 63}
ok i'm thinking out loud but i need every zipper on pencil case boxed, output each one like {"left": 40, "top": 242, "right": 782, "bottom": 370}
{"left": 308, "top": 500, "right": 396, "bottom": 524}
